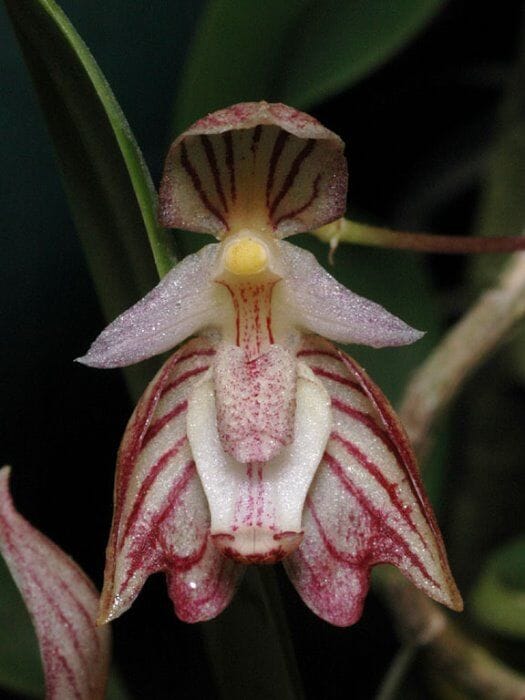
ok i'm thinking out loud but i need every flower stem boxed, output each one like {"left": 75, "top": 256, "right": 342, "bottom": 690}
{"left": 375, "top": 248, "right": 525, "bottom": 697}
{"left": 376, "top": 569, "right": 525, "bottom": 699}
{"left": 400, "top": 249, "right": 525, "bottom": 455}
{"left": 375, "top": 643, "right": 417, "bottom": 700}
{"left": 313, "top": 218, "right": 525, "bottom": 256}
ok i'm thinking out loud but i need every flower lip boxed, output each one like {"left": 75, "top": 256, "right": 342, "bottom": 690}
{"left": 212, "top": 529, "right": 304, "bottom": 564}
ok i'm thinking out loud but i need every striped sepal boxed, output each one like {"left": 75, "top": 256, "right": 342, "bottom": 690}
{"left": 159, "top": 102, "right": 347, "bottom": 237}
{"left": 99, "top": 338, "right": 244, "bottom": 624}
{"left": 0, "top": 467, "right": 110, "bottom": 700}
{"left": 285, "top": 336, "right": 462, "bottom": 626}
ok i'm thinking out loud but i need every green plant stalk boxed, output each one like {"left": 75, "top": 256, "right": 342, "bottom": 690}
{"left": 314, "top": 217, "right": 525, "bottom": 256}
{"left": 7, "top": 0, "right": 174, "bottom": 279}
{"left": 4, "top": 0, "right": 178, "bottom": 398}
{"left": 373, "top": 250, "right": 525, "bottom": 696}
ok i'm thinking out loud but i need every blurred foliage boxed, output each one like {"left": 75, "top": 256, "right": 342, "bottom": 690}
{"left": 1, "top": 0, "right": 525, "bottom": 698}
{"left": 4, "top": 0, "right": 175, "bottom": 399}
{"left": 472, "top": 15, "right": 525, "bottom": 381}
{"left": 446, "top": 12, "right": 525, "bottom": 598}
{"left": 173, "top": 0, "right": 445, "bottom": 129}
{"left": 470, "top": 535, "right": 525, "bottom": 639}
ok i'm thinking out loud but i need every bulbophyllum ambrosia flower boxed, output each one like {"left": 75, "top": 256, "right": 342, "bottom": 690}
{"left": 79, "top": 102, "right": 463, "bottom": 626}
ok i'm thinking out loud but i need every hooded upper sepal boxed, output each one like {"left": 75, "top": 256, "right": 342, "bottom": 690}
{"left": 284, "top": 336, "right": 462, "bottom": 626}
{"left": 277, "top": 242, "right": 424, "bottom": 348}
{"left": 77, "top": 244, "right": 222, "bottom": 368}
{"left": 159, "top": 102, "right": 348, "bottom": 237}
{"left": 99, "top": 338, "right": 244, "bottom": 624}
{"left": 0, "top": 467, "right": 111, "bottom": 700}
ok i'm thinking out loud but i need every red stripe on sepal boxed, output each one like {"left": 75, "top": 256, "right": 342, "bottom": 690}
{"left": 99, "top": 338, "right": 244, "bottom": 624}
{"left": 159, "top": 102, "right": 347, "bottom": 237}
{"left": 285, "top": 336, "right": 462, "bottom": 626}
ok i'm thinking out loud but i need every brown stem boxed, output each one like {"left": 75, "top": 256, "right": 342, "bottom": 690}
{"left": 377, "top": 570, "right": 525, "bottom": 699}
{"left": 400, "top": 251, "right": 525, "bottom": 453}
{"left": 313, "top": 218, "right": 525, "bottom": 255}
{"left": 376, "top": 251, "right": 525, "bottom": 697}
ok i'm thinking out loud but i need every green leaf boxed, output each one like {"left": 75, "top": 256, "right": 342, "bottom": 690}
{"left": 277, "top": 0, "right": 446, "bottom": 108}
{"left": 4, "top": 0, "right": 176, "bottom": 396}
{"left": 172, "top": 0, "right": 306, "bottom": 131}
{"left": 173, "top": 0, "right": 445, "bottom": 132}
{"left": 470, "top": 536, "right": 525, "bottom": 639}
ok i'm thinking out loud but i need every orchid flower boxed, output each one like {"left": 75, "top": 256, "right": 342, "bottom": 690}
{"left": 79, "top": 102, "right": 462, "bottom": 626}
{"left": 0, "top": 467, "right": 110, "bottom": 699}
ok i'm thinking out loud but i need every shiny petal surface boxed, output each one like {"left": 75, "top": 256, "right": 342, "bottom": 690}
{"left": 99, "top": 339, "right": 243, "bottom": 623}
{"left": 77, "top": 244, "right": 222, "bottom": 368}
{"left": 159, "top": 102, "right": 347, "bottom": 237}
{"left": 284, "top": 336, "right": 462, "bottom": 626}
{"left": 277, "top": 242, "right": 423, "bottom": 348}
{"left": 0, "top": 467, "right": 110, "bottom": 700}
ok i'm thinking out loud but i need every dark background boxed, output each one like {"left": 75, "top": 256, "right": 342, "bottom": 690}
{"left": 2, "top": 1, "right": 525, "bottom": 698}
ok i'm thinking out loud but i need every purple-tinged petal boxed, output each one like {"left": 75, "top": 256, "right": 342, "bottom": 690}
{"left": 284, "top": 336, "right": 462, "bottom": 626}
{"left": 99, "top": 338, "right": 243, "bottom": 624}
{"left": 0, "top": 467, "right": 110, "bottom": 699}
{"left": 187, "top": 355, "right": 331, "bottom": 564}
{"left": 77, "top": 244, "right": 222, "bottom": 368}
{"left": 277, "top": 242, "right": 424, "bottom": 348}
{"left": 159, "top": 102, "right": 347, "bottom": 237}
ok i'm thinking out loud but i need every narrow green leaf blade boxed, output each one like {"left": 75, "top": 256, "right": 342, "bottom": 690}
{"left": 201, "top": 569, "right": 304, "bottom": 700}
{"left": 4, "top": 0, "right": 175, "bottom": 297}
{"left": 4, "top": 0, "right": 176, "bottom": 396}
{"left": 278, "top": 0, "right": 445, "bottom": 108}
{"left": 172, "top": 0, "right": 306, "bottom": 131}
{"left": 174, "top": 0, "right": 445, "bottom": 133}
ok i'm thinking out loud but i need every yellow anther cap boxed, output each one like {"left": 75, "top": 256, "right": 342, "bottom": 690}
{"left": 224, "top": 237, "right": 268, "bottom": 275}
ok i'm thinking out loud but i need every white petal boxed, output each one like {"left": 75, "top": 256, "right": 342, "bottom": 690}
{"left": 77, "top": 244, "right": 223, "bottom": 368}
{"left": 269, "top": 362, "right": 331, "bottom": 532}
{"left": 277, "top": 241, "right": 424, "bottom": 348}
{"left": 186, "top": 357, "right": 331, "bottom": 563}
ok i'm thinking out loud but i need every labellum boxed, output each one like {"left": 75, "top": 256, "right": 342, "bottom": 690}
{"left": 79, "top": 102, "right": 462, "bottom": 625}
